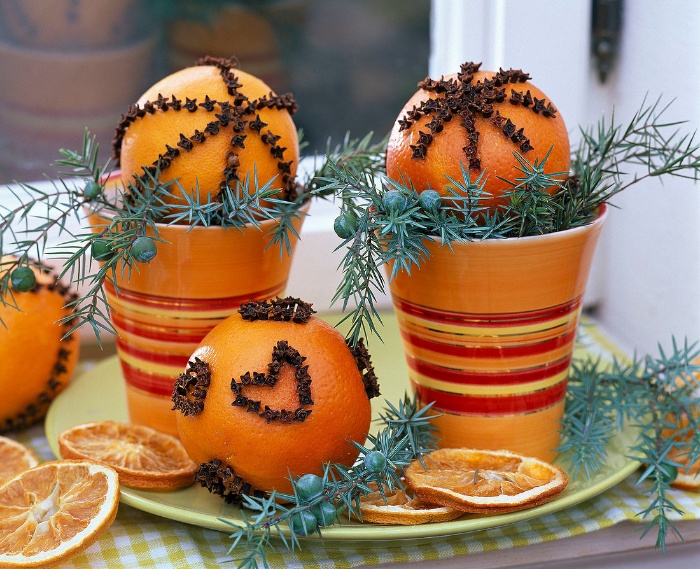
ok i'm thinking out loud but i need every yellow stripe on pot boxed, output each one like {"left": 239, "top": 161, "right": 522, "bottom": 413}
{"left": 106, "top": 294, "right": 241, "bottom": 320}
{"left": 394, "top": 307, "right": 575, "bottom": 337}
{"left": 400, "top": 318, "right": 574, "bottom": 347}
{"left": 116, "top": 350, "right": 184, "bottom": 378}
{"left": 408, "top": 367, "right": 569, "bottom": 396}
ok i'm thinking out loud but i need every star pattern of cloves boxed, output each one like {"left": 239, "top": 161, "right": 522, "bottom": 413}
{"left": 399, "top": 61, "right": 558, "bottom": 171}
{"left": 112, "top": 56, "right": 299, "bottom": 200}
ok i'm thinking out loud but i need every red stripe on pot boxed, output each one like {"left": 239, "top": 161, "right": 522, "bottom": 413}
{"left": 393, "top": 297, "right": 582, "bottom": 327}
{"left": 103, "top": 281, "right": 285, "bottom": 312}
{"left": 116, "top": 337, "right": 191, "bottom": 368}
{"left": 406, "top": 354, "right": 573, "bottom": 386}
{"left": 119, "top": 360, "right": 178, "bottom": 397}
{"left": 411, "top": 380, "right": 568, "bottom": 415}
{"left": 110, "top": 311, "right": 210, "bottom": 344}
{"left": 400, "top": 327, "right": 577, "bottom": 359}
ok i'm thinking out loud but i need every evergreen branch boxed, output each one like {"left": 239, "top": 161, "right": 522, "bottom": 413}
{"left": 557, "top": 358, "right": 619, "bottom": 479}
{"left": 329, "top": 97, "right": 700, "bottom": 346}
{"left": 323, "top": 161, "right": 388, "bottom": 346}
{"left": 224, "top": 395, "right": 439, "bottom": 569}
{"left": 261, "top": 132, "right": 388, "bottom": 260}
{"left": 635, "top": 435, "right": 685, "bottom": 551}
{"left": 302, "top": 131, "right": 388, "bottom": 199}
{"left": 571, "top": 95, "right": 700, "bottom": 212}
{"left": 263, "top": 200, "right": 306, "bottom": 257}
{"left": 0, "top": 133, "right": 113, "bottom": 327}
{"left": 328, "top": 154, "right": 563, "bottom": 346}
{"left": 0, "top": 131, "right": 388, "bottom": 336}
{"left": 559, "top": 338, "right": 700, "bottom": 550}
{"left": 0, "top": 133, "right": 312, "bottom": 336}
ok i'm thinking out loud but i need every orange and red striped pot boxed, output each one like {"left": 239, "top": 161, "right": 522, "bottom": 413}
{"left": 387, "top": 206, "right": 607, "bottom": 462}
{"left": 91, "top": 174, "right": 306, "bottom": 437}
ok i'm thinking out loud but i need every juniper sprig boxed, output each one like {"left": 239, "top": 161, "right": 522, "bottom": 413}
{"left": 328, "top": 97, "right": 700, "bottom": 347}
{"left": 223, "top": 395, "right": 438, "bottom": 569}
{"left": 560, "top": 339, "right": 700, "bottom": 551}
{"left": 0, "top": 132, "right": 314, "bottom": 339}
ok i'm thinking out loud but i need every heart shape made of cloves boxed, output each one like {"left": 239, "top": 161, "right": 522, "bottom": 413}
{"left": 229, "top": 340, "right": 313, "bottom": 424}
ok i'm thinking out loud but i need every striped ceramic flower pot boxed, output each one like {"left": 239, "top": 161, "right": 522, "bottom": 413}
{"left": 387, "top": 206, "right": 607, "bottom": 462}
{"left": 90, "top": 175, "right": 306, "bottom": 437}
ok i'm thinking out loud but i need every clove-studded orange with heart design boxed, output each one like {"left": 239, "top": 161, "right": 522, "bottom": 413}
{"left": 172, "top": 297, "right": 380, "bottom": 500}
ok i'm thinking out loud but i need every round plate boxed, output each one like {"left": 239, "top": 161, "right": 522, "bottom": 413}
{"left": 45, "top": 354, "right": 639, "bottom": 542}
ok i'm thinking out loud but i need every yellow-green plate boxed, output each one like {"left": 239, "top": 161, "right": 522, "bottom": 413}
{"left": 45, "top": 356, "right": 639, "bottom": 543}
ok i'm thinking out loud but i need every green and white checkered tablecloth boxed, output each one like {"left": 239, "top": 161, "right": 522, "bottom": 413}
{"left": 7, "top": 319, "right": 700, "bottom": 568}
{"left": 9, "top": 423, "right": 700, "bottom": 568}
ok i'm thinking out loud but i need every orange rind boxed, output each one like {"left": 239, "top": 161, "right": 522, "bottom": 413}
{"left": 0, "top": 460, "right": 119, "bottom": 568}
{"left": 405, "top": 448, "right": 568, "bottom": 514}
{"left": 0, "top": 255, "right": 80, "bottom": 433}
{"left": 174, "top": 298, "right": 377, "bottom": 497}
{"left": 116, "top": 56, "right": 299, "bottom": 208}
{"left": 357, "top": 485, "right": 462, "bottom": 525}
{"left": 58, "top": 421, "right": 197, "bottom": 490}
{"left": 0, "top": 436, "right": 39, "bottom": 486}
{"left": 386, "top": 63, "right": 570, "bottom": 213}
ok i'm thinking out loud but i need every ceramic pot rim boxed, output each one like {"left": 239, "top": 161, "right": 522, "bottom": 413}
{"left": 433, "top": 203, "right": 608, "bottom": 249}
{"left": 95, "top": 170, "right": 309, "bottom": 236}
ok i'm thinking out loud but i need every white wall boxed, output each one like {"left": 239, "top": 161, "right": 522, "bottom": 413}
{"left": 430, "top": 0, "right": 591, "bottom": 138}
{"left": 584, "top": 2, "right": 700, "bottom": 355}
{"left": 430, "top": 0, "right": 700, "bottom": 355}
{"left": 286, "top": 187, "right": 393, "bottom": 314}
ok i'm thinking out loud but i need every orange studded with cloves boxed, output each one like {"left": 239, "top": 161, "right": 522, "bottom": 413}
{"left": 386, "top": 62, "right": 570, "bottom": 213}
{"left": 0, "top": 256, "right": 80, "bottom": 432}
{"left": 173, "top": 297, "right": 379, "bottom": 500}
{"left": 114, "top": 56, "right": 300, "bottom": 209}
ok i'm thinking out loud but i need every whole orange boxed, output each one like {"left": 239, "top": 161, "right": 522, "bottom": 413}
{"left": 114, "top": 56, "right": 299, "bottom": 207}
{"left": 386, "top": 63, "right": 570, "bottom": 212}
{"left": 173, "top": 298, "right": 379, "bottom": 498}
{"left": 0, "top": 257, "right": 80, "bottom": 432}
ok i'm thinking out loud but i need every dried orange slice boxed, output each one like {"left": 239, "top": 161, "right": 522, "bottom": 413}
{"left": 0, "top": 436, "right": 38, "bottom": 486}
{"left": 405, "top": 448, "right": 568, "bottom": 514}
{"left": 0, "top": 459, "right": 119, "bottom": 568}
{"left": 58, "top": 421, "right": 197, "bottom": 490}
{"left": 358, "top": 485, "right": 462, "bottom": 525}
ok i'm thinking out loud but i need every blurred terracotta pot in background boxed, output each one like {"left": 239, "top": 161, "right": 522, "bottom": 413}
{"left": 0, "top": 0, "right": 155, "bottom": 183}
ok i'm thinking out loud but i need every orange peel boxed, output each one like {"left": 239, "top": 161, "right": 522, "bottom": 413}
{"left": 405, "top": 448, "right": 568, "bottom": 514}
{"left": 58, "top": 421, "right": 197, "bottom": 490}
